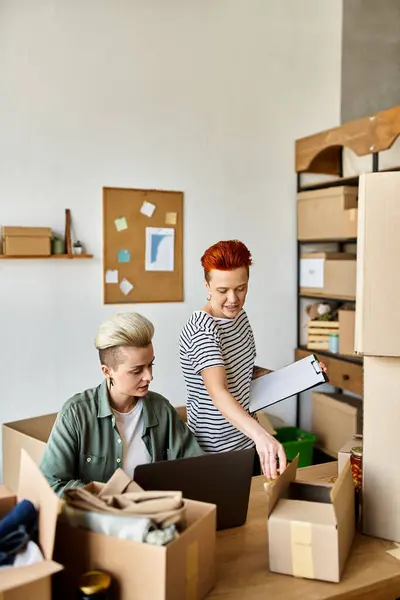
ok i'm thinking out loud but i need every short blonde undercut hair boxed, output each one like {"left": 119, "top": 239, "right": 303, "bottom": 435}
{"left": 95, "top": 312, "right": 155, "bottom": 369}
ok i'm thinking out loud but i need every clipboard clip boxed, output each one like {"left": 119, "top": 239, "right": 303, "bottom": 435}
{"left": 311, "top": 357, "right": 322, "bottom": 375}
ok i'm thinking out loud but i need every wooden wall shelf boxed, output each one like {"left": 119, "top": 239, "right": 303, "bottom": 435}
{"left": 299, "top": 292, "right": 356, "bottom": 302}
{"left": 297, "top": 345, "right": 363, "bottom": 366}
{"left": 0, "top": 254, "right": 93, "bottom": 260}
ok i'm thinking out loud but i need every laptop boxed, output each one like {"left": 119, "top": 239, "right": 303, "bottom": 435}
{"left": 134, "top": 448, "right": 255, "bottom": 530}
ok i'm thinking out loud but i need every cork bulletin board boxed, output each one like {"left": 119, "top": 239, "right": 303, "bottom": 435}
{"left": 103, "top": 187, "right": 183, "bottom": 304}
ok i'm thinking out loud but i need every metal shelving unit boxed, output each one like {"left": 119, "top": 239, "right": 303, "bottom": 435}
{"left": 294, "top": 104, "right": 400, "bottom": 429}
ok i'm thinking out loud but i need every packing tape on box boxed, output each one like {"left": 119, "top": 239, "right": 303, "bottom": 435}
{"left": 291, "top": 521, "right": 314, "bottom": 579}
{"left": 186, "top": 541, "right": 198, "bottom": 600}
{"left": 349, "top": 208, "right": 357, "bottom": 222}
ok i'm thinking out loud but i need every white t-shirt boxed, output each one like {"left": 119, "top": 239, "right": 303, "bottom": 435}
{"left": 112, "top": 400, "right": 151, "bottom": 479}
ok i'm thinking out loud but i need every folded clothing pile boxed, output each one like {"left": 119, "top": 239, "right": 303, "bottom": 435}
{"left": 0, "top": 499, "right": 44, "bottom": 568}
{"left": 62, "top": 468, "right": 186, "bottom": 546}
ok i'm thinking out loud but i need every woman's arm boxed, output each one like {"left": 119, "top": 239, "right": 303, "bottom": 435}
{"left": 40, "top": 412, "right": 84, "bottom": 497}
{"left": 201, "top": 366, "right": 286, "bottom": 479}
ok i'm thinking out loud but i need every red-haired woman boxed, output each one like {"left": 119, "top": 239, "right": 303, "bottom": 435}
{"left": 179, "top": 239, "right": 286, "bottom": 479}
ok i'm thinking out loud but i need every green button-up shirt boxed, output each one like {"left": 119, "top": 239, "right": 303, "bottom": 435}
{"left": 40, "top": 380, "right": 203, "bottom": 496}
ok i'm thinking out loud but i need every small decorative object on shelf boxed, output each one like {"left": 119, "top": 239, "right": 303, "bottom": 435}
{"left": 51, "top": 233, "right": 65, "bottom": 255}
{"left": 73, "top": 240, "right": 84, "bottom": 255}
{"left": 329, "top": 332, "right": 339, "bottom": 354}
{"left": 77, "top": 569, "right": 112, "bottom": 599}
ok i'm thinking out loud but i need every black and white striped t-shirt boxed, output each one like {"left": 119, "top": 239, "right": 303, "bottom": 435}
{"left": 179, "top": 309, "right": 256, "bottom": 453}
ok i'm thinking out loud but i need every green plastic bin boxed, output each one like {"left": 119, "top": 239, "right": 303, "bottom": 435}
{"left": 274, "top": 427, "right": 317, "bottom": 468}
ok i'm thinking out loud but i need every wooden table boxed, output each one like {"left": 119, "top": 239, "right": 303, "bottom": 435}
{"left": 208, "top": 476, "right": 400, "bottom": 599}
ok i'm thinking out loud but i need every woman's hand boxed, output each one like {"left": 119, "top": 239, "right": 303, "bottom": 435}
{"left": 253, "top": 366, "right": 273, "bottom": 380}
{"left": 254, "top": 429, "right": 287, "bottom": 480}
{"left": 320, "top": 361, "right": 328, "bottom": 374}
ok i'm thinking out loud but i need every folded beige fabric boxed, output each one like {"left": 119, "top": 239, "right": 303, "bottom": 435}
{"left": 64, "top": 469, "right": 186, "bottom": 529}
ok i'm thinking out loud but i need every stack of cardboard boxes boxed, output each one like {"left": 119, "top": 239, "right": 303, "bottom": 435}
{"left": 354, "top": 171, "right": 400, "bottom": 542}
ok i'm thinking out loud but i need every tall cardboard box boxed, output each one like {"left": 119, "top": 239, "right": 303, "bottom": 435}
{"left": 355, "top": 172, "right": 400, "bottom": 357}
{"left": 265, "top": 457, "right": 355, "bottom": 582}
{"left": 2, "top": 226, "right": 51, "bottom": 256}
{"left": 363, "top": 357, "right": 400, "bottom": 541}
{"left": 297, "top": 186, "right": 358, "bottom": 241}
{"left": 312, "top": 391, "right": 363, "bottom": 456}
{"left": 2, "top": 413, "right": 57, "bottom": 493}
{"left": 0, "top": 452, "right": 63, "bottom": 600}
{"left": 300, "top": 253, "right": 356, "bottom": 299}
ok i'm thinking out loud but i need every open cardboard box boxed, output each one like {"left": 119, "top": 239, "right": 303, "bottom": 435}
{"left": 2, "top": 413, "right": 57, "bottom": 493}
{"left": 0, "top": 451, "right": 62, "bottom": 600}
{"left": 265, "top": 456, "right": 355, "bottom": 582}
{"left": 295, "top": 461, "right": 338, "bottom": 486}
{"left": 54, "top": 486, "right": 216, "bottom": 600}
{"left": 2, "top": 414, "right": 217, "bottom": 600}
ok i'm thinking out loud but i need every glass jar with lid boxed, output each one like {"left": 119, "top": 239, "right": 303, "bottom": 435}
{"left": 77, "top": 570, "right": 112, "bottom": 599}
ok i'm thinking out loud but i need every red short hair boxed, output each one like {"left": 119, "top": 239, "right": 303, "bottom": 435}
{"left": 201, "top": 240, "right": 253, "bottom": 281}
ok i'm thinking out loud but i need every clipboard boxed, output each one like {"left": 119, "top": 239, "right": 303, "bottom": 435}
{"left": 249, "top": 354, "right": 329, "bottom": 413}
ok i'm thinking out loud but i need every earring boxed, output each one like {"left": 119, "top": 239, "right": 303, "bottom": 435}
{"left": 109, "top": 377, "right": 114, "bottom": 388}
{"left": 207, "top": 294, "right": 211, "bottom": 301}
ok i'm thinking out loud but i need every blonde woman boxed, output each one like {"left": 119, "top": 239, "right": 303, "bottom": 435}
{"left": 40, "top": 313, "right": 203, "bottom": 496}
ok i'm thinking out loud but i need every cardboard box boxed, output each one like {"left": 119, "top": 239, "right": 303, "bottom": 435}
{"left": 338, "top": 436, "right": 363, "bottom": 473}
{"left": 312, "top": 392, "right": 363, "bottom": 457}
{"left": 3, "top": 413, "right": 216, "bottom": 599}
{"left": 297, "top": 186, "right": 358, "bottom": 241}
{"left": 295, "top": 461, "right": 338, "bottom": 486}
{"left": 355, "top": 172, "right": 400, "bottom": 357}
{"left": 2, "top": 413, "right": 57, "bottom": 493}
{"left": 363, "top": 357, "right": 400, "bottom": 542}
{"left": 266, "top": 456, "right": 355, "bottom": 582}
{"left": 2, "top": 226, "right": 51, "bottom": 256}
{"left": 339, "top": 309, "right": 356, "bottom": 356}
{"left": 300, "top": 253, "right": 356, "bottom": 299}
{"left": 0, "top": 451, "right": 62, "bottom": 600}
{"left": 54, "top": 498, "right": 216, "bottom": 600}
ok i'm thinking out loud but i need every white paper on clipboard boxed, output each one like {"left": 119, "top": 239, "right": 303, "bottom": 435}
{"left": 249, "top": 355, "right": 327, "bottom": 413}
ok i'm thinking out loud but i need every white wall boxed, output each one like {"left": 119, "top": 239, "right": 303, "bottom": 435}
{"left": 0, "top": 1, "right": 342, "bottom": 450}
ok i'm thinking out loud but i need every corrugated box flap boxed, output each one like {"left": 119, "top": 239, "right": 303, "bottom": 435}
{"left": 264, "top": 456, "right": 298, "bottom": 516}
{"left": 0, "top": 560, "right": 62, "bottom": 593}
{"left": 330, "top": 460, "right": 353, "bottom": 519}
{"left": 17, "top": 450, "right": 61, "bottom": 560}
